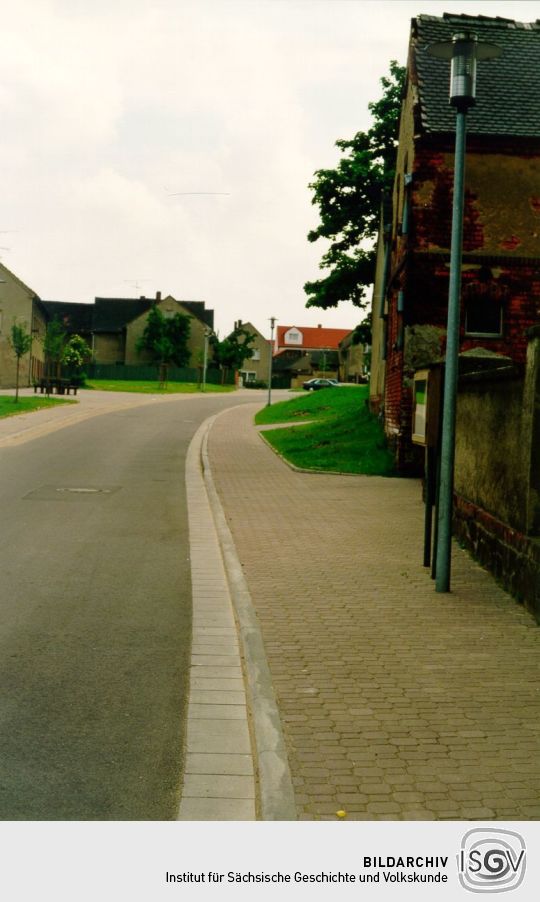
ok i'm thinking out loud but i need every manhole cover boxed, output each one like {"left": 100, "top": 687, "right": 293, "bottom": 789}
{"left": 56, "top": 487, "right": 111, "bottom": 494}
{"left": 24, "top": 485, "right": 121, "bottom": 501}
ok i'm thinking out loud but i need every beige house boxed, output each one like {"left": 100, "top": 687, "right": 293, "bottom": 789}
{"left": 126, "top": 295, "right": 211, "bottom": 366}
{"left": 0, "top": 262, "right": 47, "bottom": 389}
{"left": 233, "top": 320, "right": 272, "bottom": 385}
{"left": 0, "top": 262, "right": 215, "bottom": 385}
{"left": 43, "top": 292, "right": 214, "bottom": 369}
{"left": 338, "top": 331, "right": 367, "bottom": 383}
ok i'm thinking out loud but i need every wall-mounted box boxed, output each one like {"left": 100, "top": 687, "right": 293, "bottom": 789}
{"left": 412, "top": 367, "right": 442, "bottom": 447}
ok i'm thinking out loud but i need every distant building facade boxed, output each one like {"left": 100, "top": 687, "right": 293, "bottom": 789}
{"left": 0, "top": 263, "right": 47, "bottom": 389}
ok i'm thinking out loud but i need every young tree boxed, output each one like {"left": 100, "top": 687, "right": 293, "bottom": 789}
{"left": 304, "top": 61, "right": 405, "bottom": 311}
{"left": 136, "top": 307, "right": 191, "bottom": 368}
{"left": 8, "top": 321, "right": 33, "bottom": 402}
{"left": 43, "top": 316, "right": 68, "bottom": 378}
{"left": 210, "top": 326, "right": 257, "bottom": 385}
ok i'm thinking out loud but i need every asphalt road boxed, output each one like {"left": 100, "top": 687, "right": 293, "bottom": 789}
{"left": 0, "top": 392, "right": 261, "bottom": 820}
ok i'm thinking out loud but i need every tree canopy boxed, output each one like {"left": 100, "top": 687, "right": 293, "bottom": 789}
{"left": 304, "top": 60, "right": 405, "bottom": 311}
{"left": 210, "top": 326, "right": 257, "bottom": 382}
{"left": 136, "top": 306, "right": 191, "bottom": 367}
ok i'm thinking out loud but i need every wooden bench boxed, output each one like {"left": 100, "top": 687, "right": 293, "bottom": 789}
{"left": 33, "top": 378, "right": 78, "bottom": 396}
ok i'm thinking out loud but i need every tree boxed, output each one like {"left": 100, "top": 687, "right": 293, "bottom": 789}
{"left": 62, "top": 334, "right": 91, "bottom": 384}
{"left": 304, "top": 61, "right": 405, "bottom": 311}
{"left": 8, "top": 321, "right": 32, "bottom": 402}
{"left": 351, "top": 312, "right": 372, "bottom": 347}
{"left": 210, "top": 326, "right": 257, "bottom": 384}
{"left": 136, "top": 307, "right": 191, "bottom": 368}
{"left": 43, "top": 316, "right": 68, "bottom": 377}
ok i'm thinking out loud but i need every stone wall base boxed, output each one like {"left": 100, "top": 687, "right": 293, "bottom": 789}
{"left": 454, "top": 495, "right": 540, "bottom": 624}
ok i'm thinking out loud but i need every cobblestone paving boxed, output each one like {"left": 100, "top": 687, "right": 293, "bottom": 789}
{"left": 208, "top": 403, "right": 540, "bottom": 821}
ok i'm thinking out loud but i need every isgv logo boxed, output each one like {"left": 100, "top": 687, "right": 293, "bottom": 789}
{"left": 458, "top": 829, "right": 526, "bottom": 893}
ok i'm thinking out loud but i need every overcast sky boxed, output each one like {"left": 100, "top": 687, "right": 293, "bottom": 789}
{"left": 0, "top": 0, "right": 537, "bottom": 337}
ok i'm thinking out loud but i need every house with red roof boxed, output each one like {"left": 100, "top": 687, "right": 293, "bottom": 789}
{"left": 274, "top": 324, "right": 351, "bottom": 355}
{"left": 271, "top": 324, "right": 354, "bottom": 387}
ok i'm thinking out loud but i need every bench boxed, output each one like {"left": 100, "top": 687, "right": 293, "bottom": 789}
{"left": 33, "top": 378, "right": 78, "bottom": 396}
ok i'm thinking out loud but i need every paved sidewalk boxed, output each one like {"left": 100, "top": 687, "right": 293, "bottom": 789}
{"left": 207, "top": 403, "right": 540, "bottom": 821}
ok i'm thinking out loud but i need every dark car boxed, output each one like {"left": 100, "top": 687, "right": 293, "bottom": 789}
{"left": 302, "top": 378, "right": 340, "bottom": 391}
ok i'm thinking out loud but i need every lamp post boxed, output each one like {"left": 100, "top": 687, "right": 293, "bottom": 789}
{"left": 428, "top": 32, "right": 500, "bottom": 592}
{"left": 267, "top": 317, "right": 276, "bottom": 406}
{"left": 202, "top": 328, "right": 211, "bottom": 392}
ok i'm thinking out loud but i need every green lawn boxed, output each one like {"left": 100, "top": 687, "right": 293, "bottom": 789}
{"left": 254, "top": 385, "right": 395, "bottom": 476}
{"left": 83, "top": 380, "right": 235, "bottom": 394}
{"left": 0, "top": 396, "right": 75, "bottom": 419}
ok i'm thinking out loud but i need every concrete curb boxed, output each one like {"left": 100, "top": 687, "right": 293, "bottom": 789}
{"left": 201, "top": 410, "right": 298, "bottom": 821}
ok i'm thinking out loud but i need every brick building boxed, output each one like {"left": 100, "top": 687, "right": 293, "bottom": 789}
{"left": 370, "top": 12, "right": 540, "bottom": 471}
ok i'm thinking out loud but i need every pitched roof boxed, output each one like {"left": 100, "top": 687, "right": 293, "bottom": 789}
{"left": 93, "top": 297, "right": 153, "bottom": 332}
{"left": 413, "top": 14, "right": 540, "bottom": 137}
{"left": 40, "top": 296, "right": 214, "bottom": 333}
{"left": 42, "top": 301, "right": 94, "bottom": 333}
{"left": 0, "top": 261, "right": 39, "bottom": 299}
{"left": 276, "top": 325, "right": 352, "bottom": 350}
{"left": 180, "top": 301, "right": 214, "bottom": 329}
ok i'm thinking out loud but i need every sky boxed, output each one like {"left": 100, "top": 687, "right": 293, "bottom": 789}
{"left": 0, "top": 0, "right": 538, "bottom": 338}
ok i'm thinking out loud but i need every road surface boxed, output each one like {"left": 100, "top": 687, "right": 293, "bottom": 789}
{"left": 0, "top": 391, "right": 264, "bottom": 819}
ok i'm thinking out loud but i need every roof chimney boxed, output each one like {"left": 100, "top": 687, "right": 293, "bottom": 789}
{"left": 156, "top": 291, "right": 161, "bottom": 302}
{"left": 318, "top": 324, "right": 322, "bottom": 328}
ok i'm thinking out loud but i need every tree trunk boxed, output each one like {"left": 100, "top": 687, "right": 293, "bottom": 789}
{"left": 15, "top": 357, "right": 20, "bottom": 402}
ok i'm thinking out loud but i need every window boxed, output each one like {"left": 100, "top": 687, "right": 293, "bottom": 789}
{"left": 285, "top": 328, "right": 302, "bottom": 345}
{"left": 251, "top": 348, "right": 260, "bottom": 361}
{"left": 464, "top": 268, "right": 505, "bottom": 338}
{"left": 465, "top": 296, "right": 503, "bottom": 337}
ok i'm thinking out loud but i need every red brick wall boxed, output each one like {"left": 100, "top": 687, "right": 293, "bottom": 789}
{"left": 382, "top": 140, "right": 540, "bottom": 470}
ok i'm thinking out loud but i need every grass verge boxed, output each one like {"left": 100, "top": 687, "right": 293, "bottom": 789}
{"left": 83, "top": 380, "right": 235, "bottom": 394}
{"left": 0, "top": 397, "right": 75, "bottom": 419}
{"left": 254, "top": 385, "right": 395, "bottom": 476}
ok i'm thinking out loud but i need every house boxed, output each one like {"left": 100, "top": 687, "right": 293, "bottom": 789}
{"left": 338, "top": 331, "right": 368, "bottom": 383}
{"left": 43, "top": 292, "right": 214, "bottom": 369}
{"left": 273, "top": 324, "right": 351, "bottom": 386}
{"left": 232, "top": 320, "right": 272, "bottom": 386}
{"left": 275, "top": 324, "right": 351, "bottom": 356}
{"left": 370, "top": 12, "right": 540, "bottom": 472}
{"left": 0, "top": 262, "right": 47, "bottom": 388}
{"left": 0, "top": 259, "right": 216, "bottom": 388}
{"left": 369, "top": 11, "right": 540, "bottom": 615}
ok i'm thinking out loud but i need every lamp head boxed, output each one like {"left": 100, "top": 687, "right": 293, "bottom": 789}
{"left": 427, "top": 31, "right": 501, "bottom": 110}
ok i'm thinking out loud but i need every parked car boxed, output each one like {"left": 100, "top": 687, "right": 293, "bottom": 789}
{"left": 302, "top": 378, "right": 340, "bottom": 391}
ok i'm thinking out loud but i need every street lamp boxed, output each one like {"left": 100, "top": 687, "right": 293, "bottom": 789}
{"left": 267, "top": 317, "right": 276, "bottom": 406}
{"left": 202, "top": 327, "right": 212, "bottom": 392}
{"left": 428, "top": 32, "right": 500, "bottom": 592}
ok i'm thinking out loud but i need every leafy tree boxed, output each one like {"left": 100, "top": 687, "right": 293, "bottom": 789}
{"left": 210, "top": 326, "right": 257, "bottom": 384}
{"left": 352, "top": 312, "right": 372, "bottom": 346}
{"left": 304, "top": 60, "right": 405, "bottom": 311}
{"left": 43, "top": 316, "right": 68, "bottom": 377}
{"left": 63, "top": 334, "right": 91, "bottom": 384}
{"left": 8, "top": 321, "right": 33, "bottom": 402}
{"left": 136, "top": 306, "right": 191, "bottom": 368}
